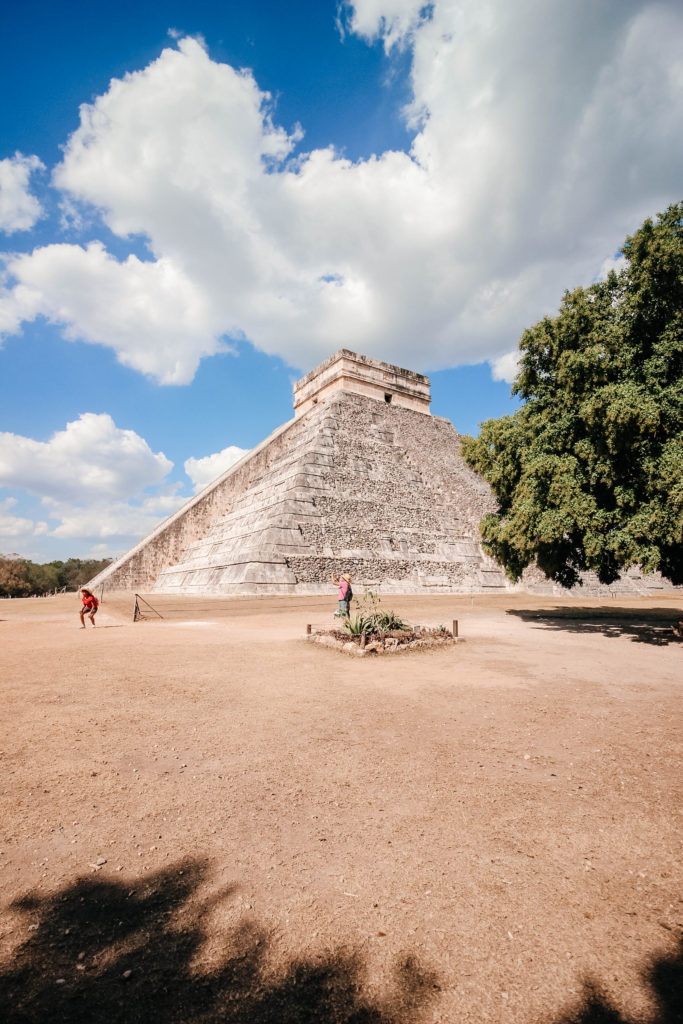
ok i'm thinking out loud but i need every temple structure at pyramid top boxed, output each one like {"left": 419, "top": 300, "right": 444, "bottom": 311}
{"left": 293, "top": 349, "right": 432, "bottom": 417}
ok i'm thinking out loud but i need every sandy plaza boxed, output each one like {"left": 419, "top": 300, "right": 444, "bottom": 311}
{"left": 1, "top": 591, "right": 681, "bottom": 1023}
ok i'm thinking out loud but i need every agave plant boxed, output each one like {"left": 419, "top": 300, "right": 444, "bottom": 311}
{"left": 375, "top": 610, "right": 407, "bottom": 631}
{"left": 343, "top": 614, "right": 374, "bottom": 636}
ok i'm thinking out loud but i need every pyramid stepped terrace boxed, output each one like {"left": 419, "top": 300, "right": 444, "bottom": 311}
{"left": 90, "top": 350, "right": 506, "bottom": 595}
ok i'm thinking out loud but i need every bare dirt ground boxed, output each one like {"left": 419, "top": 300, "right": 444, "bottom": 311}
{"left": 1, "top": 591, "right": 681, "bottom": 1024}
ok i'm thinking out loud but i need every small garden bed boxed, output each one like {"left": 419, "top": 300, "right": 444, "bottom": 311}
{"left": 305, "top": 592, "right": 461, "bottom": 656}
{"left": 308, "top": 625, "right": 458, "bottom": 656}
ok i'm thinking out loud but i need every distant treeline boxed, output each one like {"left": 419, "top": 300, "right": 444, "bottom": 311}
{"left": 0, "top": 557, "right": 112, "bottom": 598}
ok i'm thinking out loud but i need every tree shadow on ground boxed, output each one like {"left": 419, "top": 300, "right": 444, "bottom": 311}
{"left": 507, "top": 608, "right": 683, "bottom": 646}
{"left": 1, "top": 860, "right": 681, "bottom": 1023}
{"left": 0, "top": 858, "right": 439, "bottom": 1024}
{"left": 556, "top": 939, "right": 682, "bottom": 1023}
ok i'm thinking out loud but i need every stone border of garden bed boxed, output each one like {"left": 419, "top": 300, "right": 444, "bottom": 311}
{"left": 305, "top": 625, "right": 462, "bottom": 656}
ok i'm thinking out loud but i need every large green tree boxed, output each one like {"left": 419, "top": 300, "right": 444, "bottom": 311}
{"left": 462, "top": 203, "right": 683, "bottom": 587}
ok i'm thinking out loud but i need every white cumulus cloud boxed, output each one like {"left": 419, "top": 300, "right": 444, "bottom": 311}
{"left": 4, "top": 242, "right": 224, "bottom": 384}
{"left": 0, "top": 153, "right": 44, "bottom": 233}
{"left": 89, "top": 542, "right": 115, "bottom": 555}
{"left": 0, "top": 497, "right": 43, "bottom": 540}
{"left": 0, "top": 9, "right": 681, "bottom": 382}
{"left": 595, "top": 253, "right": 628, "bottom": 282}
{"left": 0, "top": 416, "right": 188, "bottom": 546}
{"left": 340, "top": 0, "right": 429, "bottom": 50}
{"left": 490, "top": 351, "right": 520, "bottom": 385}
{"left": 0, "top": 413, "right": 173, "bottom": 503}
{"left": 43, "top": 491, "right": 185, "bottom": 540}
{"left": 184, "top": 444, "right": 251, "bottom": 493}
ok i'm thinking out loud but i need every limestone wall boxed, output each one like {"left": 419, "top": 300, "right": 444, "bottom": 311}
{"left": 520, "top": 563, "right": 682, "bottom": 598}
{"left": 285, "top": 555, "right": 482, "bottom": 590}
{"left": 144, "top": 390, "right": 506, "bottom": 596}
{"left": 88, "top": 414, "right": 305, "bottom": 591}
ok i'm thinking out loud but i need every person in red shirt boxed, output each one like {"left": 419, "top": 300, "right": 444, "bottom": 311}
{"left": 79, "top": 588, "right": 99, "bottom": 628}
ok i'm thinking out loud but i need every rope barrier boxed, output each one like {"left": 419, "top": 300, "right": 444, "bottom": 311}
{"left": 133, "top": 594, "right": 164, "bottom": 622}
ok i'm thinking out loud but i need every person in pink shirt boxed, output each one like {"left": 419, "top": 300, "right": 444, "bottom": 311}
{"left": 331, "top": 572, "right": 353, "bottom": 618}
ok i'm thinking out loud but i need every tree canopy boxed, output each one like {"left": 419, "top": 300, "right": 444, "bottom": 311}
{"left": 462, "top": 202, "right": 683, "bottom": 587}
{"left": 0, "top": 557, "right": 112, "bottom": 598}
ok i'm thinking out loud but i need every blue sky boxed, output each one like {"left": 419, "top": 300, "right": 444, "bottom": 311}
{"left": 1, "top": 0, "right": 681, "bottom": 561}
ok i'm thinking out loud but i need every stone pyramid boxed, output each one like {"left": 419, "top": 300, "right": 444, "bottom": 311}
{"left": 90, "top": 350, "right": 508, "bottom": 595}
